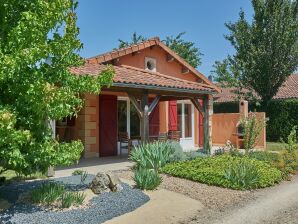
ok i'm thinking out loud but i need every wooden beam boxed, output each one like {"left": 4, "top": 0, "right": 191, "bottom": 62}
{"left": 140, "top": 93, "right": 149, "bottom": 143}
{"left": 203, "top": 96, "right": 210, "bottom": 154}
{"left": 166, "top": 54, "right": 175, "bottom": 62}
{"left": 190, "top": 98, "right": 205, "bottom": 116}
{"left": 182, "top": 67, "right": 190, "bottom": 74}
{"left": 127, "top": 94, "right": 143, "bottom": 118}
{"left": 148, "top": 95, "right": 161, "bottom": 115}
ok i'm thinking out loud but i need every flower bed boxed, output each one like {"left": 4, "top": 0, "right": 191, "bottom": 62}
{"left": 162, "top": 155, "right": 282, "bottom": 190}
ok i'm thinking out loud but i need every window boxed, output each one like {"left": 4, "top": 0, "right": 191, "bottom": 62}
{"left": 130, "top": 102, "right": 140, "bottom": 137}
{"left": 145, "top": 57, "right": 156, "bottom": 72}
{"left": 117, "top": 98, "right": 140, "bottom": 137}
{"left": 118, "top": 100, "right": 127, "bottom": 133}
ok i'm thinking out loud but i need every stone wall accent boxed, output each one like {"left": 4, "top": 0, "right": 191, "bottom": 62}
{"left": 76, "top": 93, "right": 99, "bottom": 158}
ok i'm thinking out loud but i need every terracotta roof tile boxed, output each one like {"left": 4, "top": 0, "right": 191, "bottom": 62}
{"left": 70, "top": 64, "right": 217, "bottom": 93}
{"left": 214, "top": 74, "right": 298, "bottom": 102}
{"left": 85, "top": 37, "right": 220, "bottom": 92}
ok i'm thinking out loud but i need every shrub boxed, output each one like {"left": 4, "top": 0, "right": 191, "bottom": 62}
{"left": 162, "top": 155, "right": 282, "bottom": 190}
{"left": 72, "top": 170, "right": 84, "bottom": 176}
{"left": 31, "top": 182, "right": 86, "bottom": 208}
{"left": 61, "top": 192, "right": 86, "bottom": 208}
{"left": 184, "top": 151, "right": 208, "bottom": 160}
{"left": 31, "top": 182, "right": 65, "bottom": 206}
{"left": 168, "top": 141, "right": 186, "bottom": 162}
{"left": 133, "top": 168, "right": 161, "bottom": 190}
{"left": 224, "top": 160, "right": 260, "bottom": 189}
{"left": 240, "top": 113, "right": 266, "bottom": 154}
{"left": 130, "top": 141, "right": 174, "bottom": 171}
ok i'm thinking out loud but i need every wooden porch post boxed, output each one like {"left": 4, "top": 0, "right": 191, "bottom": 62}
{"left": 203, "top": 95, "right": 213, "bottom": 154}
{"left": 140, "top": 93, "right": 149, "bottom": 143}
{"left": 128, "top": 92, "right": 160, "bottom": 144}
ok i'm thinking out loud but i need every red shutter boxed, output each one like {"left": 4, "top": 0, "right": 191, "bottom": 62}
{"left": 149, "top": 99, "right": 160, "bottom": 136}
{"left": 168, "top": 100, "right": 177, "bottom": 131}
{"left": 199, "top": 99, "right": 203, "bottom": 147}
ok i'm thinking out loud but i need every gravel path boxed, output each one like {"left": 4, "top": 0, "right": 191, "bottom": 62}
{"left": 188, "top": 175, "right": 298, "bottom": 224}
{"left": 0, "top": 175, "right": 149, "bottom": 224}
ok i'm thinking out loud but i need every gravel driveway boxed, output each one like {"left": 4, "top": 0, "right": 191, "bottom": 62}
{"left": 190, "top": 175, "right": 298, "bottom": 224}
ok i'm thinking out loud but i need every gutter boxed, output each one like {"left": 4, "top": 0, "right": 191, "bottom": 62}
{"left": 112, "top": 82, "right": 217, "bottom": 95}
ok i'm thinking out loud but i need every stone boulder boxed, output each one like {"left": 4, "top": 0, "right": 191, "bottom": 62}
{"left": 107, "top": 172, "right": 123, "bottom": 192}
{"left": 90, "top": 172, "right": 123, "bottom": 194}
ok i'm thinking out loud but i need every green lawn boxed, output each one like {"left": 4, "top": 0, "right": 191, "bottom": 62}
{"left": 266, "top": 142, "right": 287, "bottom": 151}
{"left": 0, "top": 168, "right": 47, "bottom": 183}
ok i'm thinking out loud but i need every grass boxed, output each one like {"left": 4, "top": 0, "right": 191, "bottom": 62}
{"left": 266, "top": 142, "right": 288, "bottom": 151}
{"left": 0, "top": 167, "right": 47, "bottom": 183}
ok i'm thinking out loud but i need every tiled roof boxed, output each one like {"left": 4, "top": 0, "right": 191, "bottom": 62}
{"left": 86, "top": 37, "right": 220, "bottom": 92}
{"left": 214, "top": 74, "right": 298, "bottom": 102}
{"left": 70, "top": 64, "right": 217, "bottom": 94}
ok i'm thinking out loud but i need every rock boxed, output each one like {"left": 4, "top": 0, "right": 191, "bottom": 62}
{"left": 90, "top": 172, "right": 111, "bottom": 194}
{"left": 90, "top": 172, "right": 123, "bottom": 194}
{"left": 106, "top": 173, "right": 121, "bottom": 192}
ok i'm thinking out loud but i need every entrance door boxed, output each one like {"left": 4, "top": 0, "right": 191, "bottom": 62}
{"left": 99, "top": 95, "right": 117, "bottom": 156}
{"left": 177, "top": 101, "right": 195, "bottom": 149}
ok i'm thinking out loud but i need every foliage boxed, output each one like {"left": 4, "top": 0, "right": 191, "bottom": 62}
{"left": 224, "top": 160, "right": 260, "bottom": 189}
{"left": 285, "top": 126, "right": 298, "bottom": 151}
{"left": 240, "top": 113, "right": 266, "bottom": 154}
{"left": 117, "top": 32, "right": 202, "bottom": 67}
{"left": 184, "top": 151, "right": 208, "bottom": 160}
{"left": 80, "top": 171, "right": 88, "bottom": 184}
{"left": 31, "top": 182, "right": 85, "bottom": 208}
{"left": 130, "top": 141, "right": 174, "bottom": 171}
{"left": 213, "top": 0, "right": 298, "bottom": 105}
{"left": 72, "top": 169, "right": 84, "bottom": 176}
{"left": 133, "top": 168, "right": 161, "bottom": 190}
{"left": 31, "top": 182, "right": 65, "bottom": 206}
{"left": 162, "top": 155, "right": 282, "bottom": 190}
{"left": 0, "top": 0, "right": 114, "bottom": 175}
{"left": 248, "top": 150, "right": 298, "bottom": 177}
{"left": 168, "top": 141, "right": 186, "bottom": 162}
{"left": 61, "top": 191, "right": 85, "bottom": 208}
{"left": 164, "top": 32, "right": 202, "bottom": 68}
{"left": 118, "top": 32, "right": 147, "bottom": 49}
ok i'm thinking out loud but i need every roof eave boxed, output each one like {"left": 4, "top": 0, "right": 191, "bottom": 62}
{"left": 112, "top": 82, "right": 217, "bottom": 95}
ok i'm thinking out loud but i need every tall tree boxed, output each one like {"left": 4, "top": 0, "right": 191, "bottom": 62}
{"left": 213, "top": 0, "right": 298, "bottom": 105}
{"left": 118, "top": 32, "right": 202, "bottom": 68}
{"left": 0, "top": 0, "right": 114, "bottom": 175}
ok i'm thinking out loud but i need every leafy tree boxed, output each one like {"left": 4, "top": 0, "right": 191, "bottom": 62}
{"left": 0, "top": 0, "right": 114, "bottom": 175}
{"left": 213, "top": 0, "right": 298, "bottom": 105}
{"left": 118, "top": 32, "right": 202, "bottom": 68}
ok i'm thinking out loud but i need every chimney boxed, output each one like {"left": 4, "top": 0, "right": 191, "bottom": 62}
{"left": 208, "top": 75, "right": 213, "bottom": 82}
{"left": 239, "top": 100, "right": 248, "bottom": 118}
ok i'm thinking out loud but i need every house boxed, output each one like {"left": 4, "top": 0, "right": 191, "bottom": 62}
{"left": 57, "top": 37, "right": 219, "bottom": 158}
{"left": 213, "top": 74, "right": 298, "bottom": 142}
{"left": 214, "top": 74, "right": 298, "bottom": 104}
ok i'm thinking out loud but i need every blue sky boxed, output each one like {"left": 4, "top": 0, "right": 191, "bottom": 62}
{"left": 77, "top": 0, "right": 253, "bottom": 76}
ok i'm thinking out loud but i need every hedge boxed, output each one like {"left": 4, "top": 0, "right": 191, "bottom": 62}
{"left": 214, "top": 99, "right": 298, "bottom": 142}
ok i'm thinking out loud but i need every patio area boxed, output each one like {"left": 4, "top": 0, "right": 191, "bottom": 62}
{"left": 54, "top": 156, "right": 133, "bottom": 178}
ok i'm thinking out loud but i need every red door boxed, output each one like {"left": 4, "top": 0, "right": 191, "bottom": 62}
{"left": 149, "top": 100, "right": 160, "bottom": 136}
{"left": 168, "top": 100, "right": 178, "bottom": 131}
{"left": 99, "top": 95, "right": 117, "bottom": 156}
